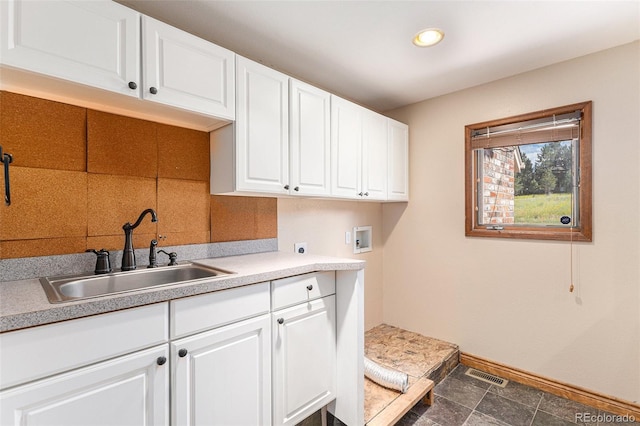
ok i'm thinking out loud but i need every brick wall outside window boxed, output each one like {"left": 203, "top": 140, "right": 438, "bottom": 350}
{"left": 482, "top": 149, "right": 515, "bottom": 225}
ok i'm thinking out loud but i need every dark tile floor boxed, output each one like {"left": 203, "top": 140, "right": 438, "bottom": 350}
{"left": 396, "top": 364, "right": 639, "bottom": 426}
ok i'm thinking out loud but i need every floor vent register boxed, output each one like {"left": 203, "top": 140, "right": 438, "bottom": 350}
{"left": 464, "top": 368, "right": 509, "bottom": 388}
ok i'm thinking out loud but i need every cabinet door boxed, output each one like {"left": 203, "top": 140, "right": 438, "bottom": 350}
{"left": 273, "top": 295, "right": 337, "bottom": 426}
{"left": 0, "top": 345, "right": 169, "bottom": 426}
{"left": 0, "top": 303, "right": 168, "bottom": 391}
{"left": 388, "top": 119, "right": 410, "bottom": 201}
{"left": 236, "top": 56, "right": 289, "bottom": 194}
{"left": 331, "top": 95, "right": 362, "bottom": 198}
{"left": 362, "top": 110, "right": 388, "bottom": 200}
{"left": 289, "top": 79, "right": 331, "bottom": 196}
{"left": 173, "top": 314, "right": 271, "bottom": 426}
{"left": 0, "top": 0, "right": 140, "bottom": 96}
{"left": 142, "top": 16, "right": 235, "bottom": 119}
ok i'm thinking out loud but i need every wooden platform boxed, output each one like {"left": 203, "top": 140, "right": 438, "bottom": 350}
{"left": 366, "top": 376, "right": 434, "bottom": 426}
{"left": 364, "top": 324, "right": 459, "bottom": 426}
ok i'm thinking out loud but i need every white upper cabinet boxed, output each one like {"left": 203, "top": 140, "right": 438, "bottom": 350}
{"left": 331, "top": 95, "right": 390, "bottom": 200}
{"left": 289, "top": 79, "right": 331, "bottom": 196}
{"left": 0, "top": 0, "right": 140, "bottom": 97}
{"left": 142, "top": 16, "right": 235, "bottom": 119}
{"left": 212, "top": 73, "right": 334, "bottom": 197}
{"left": 331, "top": 95, "right": 363, "bottom": 198}
{"left": 0, "top": 0, "right": 407, "bottom": 198}
{"left": 226, "top": 56, "right": 290, "bottom": 194}
{"left": 388, "top": 119, "right": 410, "bottom": 201}
{"left": 362, "top": 110, "right": 389, "bottom": 200}
{"left": 0, "top": 1, "right": 234, "bottom": 129}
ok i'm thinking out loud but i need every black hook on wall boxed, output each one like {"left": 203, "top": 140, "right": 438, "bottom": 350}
{"left": 0, "top": 145, "right": 13, "bottom": 206}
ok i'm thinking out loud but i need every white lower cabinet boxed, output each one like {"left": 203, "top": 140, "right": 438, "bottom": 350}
{"left": 0, "top": 304, "right": 169, "bottom": 426}
{"left": 0, "top": 272, "right": 348, "bottom": 426}
{"left": 172, "top": 314, "right": 272, "bottom": 426}
{"left": 0, "top": 345, "right": 169, "bottom": 426}
{"left": 272, "top": 294, "right": 337, "bottom": 426}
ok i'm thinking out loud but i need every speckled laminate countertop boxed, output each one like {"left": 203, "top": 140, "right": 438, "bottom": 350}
{"left": 0, "top": 251, "right": 365, "bottom": 333}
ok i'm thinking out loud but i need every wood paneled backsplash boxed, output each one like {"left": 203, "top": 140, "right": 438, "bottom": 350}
{"left": 0, "top": 91, "right": 277, "bottom": 259}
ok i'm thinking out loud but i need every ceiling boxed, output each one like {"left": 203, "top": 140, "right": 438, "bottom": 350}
{"left": 118, "top": 1, "right": 640, "bottom": 112}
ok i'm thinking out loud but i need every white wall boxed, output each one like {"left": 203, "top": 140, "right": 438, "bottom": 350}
{"left": 383, "top": 41, "right": 640, "bottom": 403}
{"left": 277, "top": 197, "right": 383, "bottom": 331}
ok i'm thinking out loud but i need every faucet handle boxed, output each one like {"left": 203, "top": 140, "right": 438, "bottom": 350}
{"left": 87, "top": 248, "right": 108, "bottom": 255}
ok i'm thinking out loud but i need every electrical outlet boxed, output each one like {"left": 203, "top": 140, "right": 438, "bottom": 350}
{"left": 294, "top": 242, "right": 308, "bottom": 254}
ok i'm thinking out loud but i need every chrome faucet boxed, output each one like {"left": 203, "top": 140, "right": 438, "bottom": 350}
{"left": 122, "top": 209, "right": 157, "bottom": 271}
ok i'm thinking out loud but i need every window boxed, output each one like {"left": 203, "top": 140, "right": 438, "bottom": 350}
{"left": 465, "top": 102, "right": 592, "bottom": 241}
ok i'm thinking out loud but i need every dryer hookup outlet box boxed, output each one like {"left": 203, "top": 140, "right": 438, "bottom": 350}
{"left": 353, "top": 226, "right": 372, "bottom": 254}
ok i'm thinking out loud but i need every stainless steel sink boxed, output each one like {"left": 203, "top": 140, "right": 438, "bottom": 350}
{"left": 40, "top": 263, "right": 233, "bottom": 303}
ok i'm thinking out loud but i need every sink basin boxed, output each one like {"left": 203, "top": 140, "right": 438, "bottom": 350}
{"left": 40, "top": 263, "right": 233, "bottom": 303}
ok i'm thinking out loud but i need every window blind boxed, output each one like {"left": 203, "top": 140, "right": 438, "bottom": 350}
{"left": 470, "top": 111, "right": 581, "bottom": 149}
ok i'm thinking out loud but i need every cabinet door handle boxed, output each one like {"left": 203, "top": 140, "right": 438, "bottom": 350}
{"left": 294, "top": 186, "right": 300, "bottom": 192}
{"left": 150, "top": 87, "right": 158, "bottom": 95}
{"left": 178, "top": 348, "right": 188, "bottom": 357}
{"left": 364, "top": 192, "right": 369, "bottom": 196}
{"left": 284, "top": 185, "right": 290, "bottom": 190}
{"left": 277, "top": 318, "right": 284, "bottom": 325}
{"left": 306, "top": 284, "right": 313, "bottom": 291}
{"left": 358, "top": 192, "right": 363, "bottom": 196}
{"left": 128, "top": 81, "right": 137, "bottom": 90}
{"left": 156, "top": 356, "right": 167, "bottom": 366}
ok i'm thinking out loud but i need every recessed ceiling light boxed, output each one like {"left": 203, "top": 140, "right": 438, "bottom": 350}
{"left": 413, "top": 28, "right": 444, "bottom": 47}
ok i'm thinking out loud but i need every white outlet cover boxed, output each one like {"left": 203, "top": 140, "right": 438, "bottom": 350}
{"left": 294, "top": 242, "right": 308, "bottom": 254}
